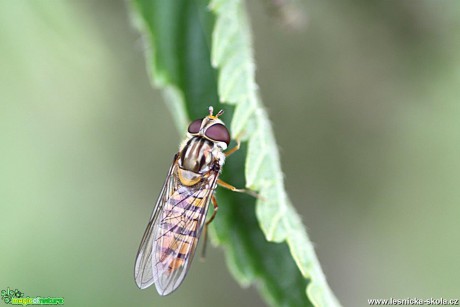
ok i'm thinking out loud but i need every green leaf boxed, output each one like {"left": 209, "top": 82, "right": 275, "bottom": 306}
{"left": 129, "top": 0, "right": 219, "bottom": 129}
{"left": 129, "top": 0, "right": 340, "bottom": 306}
{"left": 211, "top": 1, "right": 341, "bottom": 306}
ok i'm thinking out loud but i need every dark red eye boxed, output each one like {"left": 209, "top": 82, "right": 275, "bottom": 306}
{"left": 187, "top": 118, "right": 203, "bottom": 134}
{"left": 205, "top": 124, "right": 230, "bottom": 145}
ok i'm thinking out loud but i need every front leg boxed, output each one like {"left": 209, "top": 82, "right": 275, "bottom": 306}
{"left": 225, "top": 139, "right": 240, "bottom": 157}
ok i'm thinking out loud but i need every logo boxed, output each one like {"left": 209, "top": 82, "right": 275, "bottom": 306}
{"left": 1, "top": 288, "right": 64, "bottom": 305}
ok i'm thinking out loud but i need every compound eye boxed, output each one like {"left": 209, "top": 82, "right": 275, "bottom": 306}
{"left": 205, "top": 124, "right": 230, "bottom": 145}
{"left": 188, "top": 118, "right": 203, "bottom": 134}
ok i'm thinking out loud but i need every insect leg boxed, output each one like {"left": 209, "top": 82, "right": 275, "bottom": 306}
{"left": 201, "top": 195, "right": 219, "bottom": 260}
{"left": 225, "top": 139, "right": 240, "bottom": 157}
{"left": 206, "top": 195, "right": 219, "bottom": 225}
{"left": 217, "top": 179, "right": 261, "bottom": 199}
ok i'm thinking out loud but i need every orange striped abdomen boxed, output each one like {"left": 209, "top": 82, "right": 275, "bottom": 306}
{"left": 155, "top": 186, "right": 209, "bottom": 273}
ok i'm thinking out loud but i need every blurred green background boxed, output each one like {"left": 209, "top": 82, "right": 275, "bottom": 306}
{"left": 1, "top": 1, "right": 460, "bottom": 306}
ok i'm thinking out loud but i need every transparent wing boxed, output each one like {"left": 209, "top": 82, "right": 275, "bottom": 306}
{"left": 134, "top": 155, "right": 178, "bottom": 289}
{"left": 152, "top": 179, "right": 216, "bottom": 296}
{"left": 134, "top": 154, "right": 219, "bottom": 295}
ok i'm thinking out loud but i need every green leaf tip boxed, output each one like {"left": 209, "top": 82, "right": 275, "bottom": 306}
{"left": 209, "top": 0, "right": 341, "bottom": 306}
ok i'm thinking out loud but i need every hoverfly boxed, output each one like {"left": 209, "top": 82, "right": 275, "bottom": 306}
{"left": 134, "top": 106, "right": 253, "bottom": 295}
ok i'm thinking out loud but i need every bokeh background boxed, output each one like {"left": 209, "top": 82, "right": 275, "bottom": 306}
{"left": 1, "top": 1, "right": 460, "bottom": 306}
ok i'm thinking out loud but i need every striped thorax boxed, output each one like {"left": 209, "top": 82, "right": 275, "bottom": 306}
{"left": 178, "top": 106, "right": 230, "bottom": 183}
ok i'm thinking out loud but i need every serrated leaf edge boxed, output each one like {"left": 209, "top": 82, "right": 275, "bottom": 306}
{"left": 209, "top": 0, "right": 341, "bottom": 306}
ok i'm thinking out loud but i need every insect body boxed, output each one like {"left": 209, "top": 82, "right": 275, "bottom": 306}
{"left": 134, "top": 106, "right": 240, "bottom": 295}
